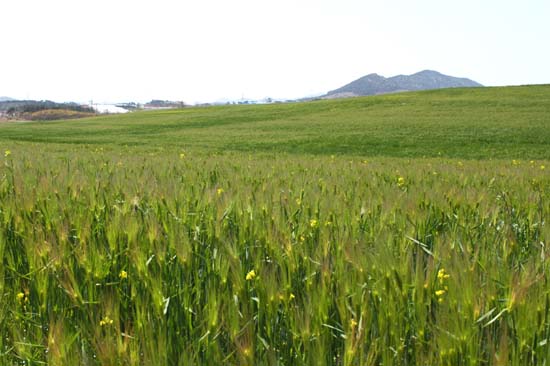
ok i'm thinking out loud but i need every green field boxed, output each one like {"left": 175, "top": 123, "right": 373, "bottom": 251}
{"left": 0, "top": 86, "right": 549, "bottom": 365}
{"left": 2, "top": 85, "right": 550, "bottom": 158}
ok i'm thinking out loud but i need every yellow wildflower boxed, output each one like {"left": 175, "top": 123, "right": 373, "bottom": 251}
{"left": 99, "top": 316, "right": 114, "bottom": 326}
{"left": 217, "top": 188, "right": 224, "bottom": 196}
{"left": 437, "top": 268, "right": 450, "bottom": 281}
{"left": 309, "top": 219, "right": 318, "bottom": 228}
{"left": 16, "top": 292, "right": 25, "bottom": 302}
{"left": 245, "top": 269, "right": 256, "bottom": 281}
{"left": 435, "top": 289, "right": 446, "bottom": 297}
{"left": 289, "top": 293, "right": 295, "bottom": 301}
{"left": 4, "top": 150, "right": 11, "bottom": 157}
{"left": 541, "top": 165, "right": 546, "bottom": 170}
{"left": 119, "top": 270, "right": 128, "bottom": 280}
{"left": 179, "top": 152, "right": 185, "bottom": 159}
{"left": 350, "top": 318, "right": 358, "bottom": 328}
{"left": 397, "top": 176, "right": 405, "bottom": 187}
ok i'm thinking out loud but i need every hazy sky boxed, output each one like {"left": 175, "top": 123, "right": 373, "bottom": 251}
{"left": 1, "top": 0, "right": 549, "bottom": 104}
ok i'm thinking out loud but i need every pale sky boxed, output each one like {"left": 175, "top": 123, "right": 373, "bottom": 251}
{"left": 1, "top": 0, "right": 549, "bottom": 104}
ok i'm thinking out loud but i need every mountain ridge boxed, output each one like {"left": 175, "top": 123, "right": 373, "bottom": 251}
{"left": 324, "top": 70, "right": 482, "bottom": 99}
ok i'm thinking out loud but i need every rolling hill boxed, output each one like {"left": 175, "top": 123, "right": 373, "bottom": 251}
{"left": 0, "top": 85, "right": 548, "bottom": 159}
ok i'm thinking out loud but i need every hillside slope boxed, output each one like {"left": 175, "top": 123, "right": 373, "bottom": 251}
{"left": 1, "top": 85, "right": 549, "bottom": 159}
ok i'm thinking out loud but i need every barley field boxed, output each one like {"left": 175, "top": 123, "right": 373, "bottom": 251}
{"left": 0, "top": 86, "right": 549, "bottom": 365}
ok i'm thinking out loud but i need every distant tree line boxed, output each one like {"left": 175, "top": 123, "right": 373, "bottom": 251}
{"left": 0, "top": 100, "right": 95, "bottom": 115}
{"left": 115, "top": 100, "right": 186, "bottom": 110}
{"left": 144, "top": 100, "right": 185, "bottom": 108}
{"left": 115, "top": 102, "right": 141, "bottom": 110}
{"left": 0, "top": 100, "right": 96, "bottom": 121}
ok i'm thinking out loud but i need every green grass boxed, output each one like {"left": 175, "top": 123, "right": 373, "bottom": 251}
{"left": 0, "top": 86, "right": 549, "bottom": 365}
{"left": 1, "top": 85, "right": 550, "bottom": 158}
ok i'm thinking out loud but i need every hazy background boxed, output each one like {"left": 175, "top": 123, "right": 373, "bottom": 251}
{"left": 1, "top": 0, "right": 549, "bottom": 104}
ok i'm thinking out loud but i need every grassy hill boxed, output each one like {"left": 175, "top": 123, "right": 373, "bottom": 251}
{"left": 1, "top": 85, "right": 550, "bottom": 159}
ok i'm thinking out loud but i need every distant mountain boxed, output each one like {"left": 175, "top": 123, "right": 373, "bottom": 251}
{"left": 0, "top": 96, "right": 15, "bottom": 102}
{"left": 324, "top": 70, "right": 482, "bottom": 99}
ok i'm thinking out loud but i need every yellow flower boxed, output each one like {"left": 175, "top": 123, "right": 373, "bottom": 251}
{"left": 16, "top": 292, "right": 25, "bottom": 301}
{"left": 512, "top": 159, "right": 520, "bottom": 166}
{"left": 457, "top": 161, "right": 464, "bottom": 167}
{"left": 179, "top": 153, "right": 185, "bottom": 159}
{"left": 99, "top": 316, "right": 114, "bottom": 326}
{"left": 217, "top": 188, "right": 224, "bottom": 196}
{"left": 119, "top": 270, "right": 128, "bottom": 280}
{"left": 309, "top": 219, "right": 318, "bottom": 228}
{"left": 245, "top": 269, "right": 256, "bottom": 281}
{"left": 541, "top": 165, "right": 546, "bottom": 170}
{"left": 350, "top": 318, "right": 358, "bottom": 328}
{"left": 4, "top": 150, "right": 11, "bottom": 157}
{"left": 289, "top": 293, "right": 295, "bottom": 301}
{"left": 435, "top": 289, "right": 446, "bottom": 297}
{"left": 397, "top": 176, "right": 405, "bottom": 187}
{"left": 437, "top": 268, "right": 450, "bottom": 281}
